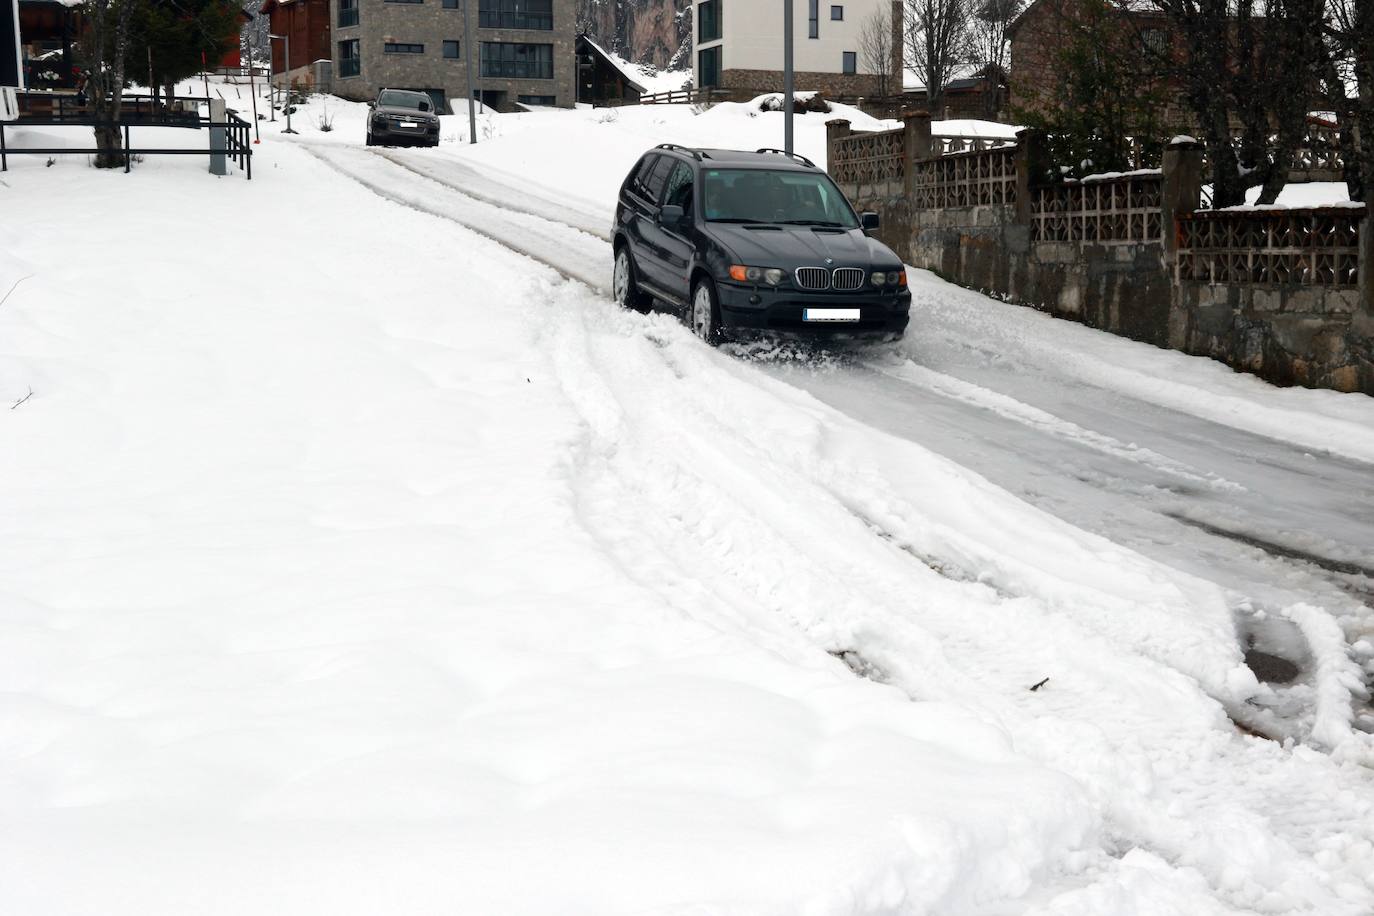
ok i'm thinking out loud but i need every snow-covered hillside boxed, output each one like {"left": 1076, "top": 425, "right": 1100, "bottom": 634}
{"left": 1, "top": 82, "right": 1372, "bottom": 916}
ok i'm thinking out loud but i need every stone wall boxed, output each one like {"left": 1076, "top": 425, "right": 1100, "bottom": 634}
{"left": 827, "top": 113, "right": 1374, "bottom": 395}
{"left": 722, "top": 68, "right": 884, "bottom": 99}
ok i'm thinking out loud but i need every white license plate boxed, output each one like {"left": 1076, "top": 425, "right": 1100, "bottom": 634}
{"left": 398, "top": 121, "right": 419, "bottom": 128}
{"left": 804, "top": 308, "right": 861, "bottom": 322}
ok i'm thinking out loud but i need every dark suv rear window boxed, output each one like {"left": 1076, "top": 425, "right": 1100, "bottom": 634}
{"left": 633, "top": 155, "right": 675, "bottom": 202}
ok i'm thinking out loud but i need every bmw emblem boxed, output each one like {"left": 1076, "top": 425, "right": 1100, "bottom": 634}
{"left": 825, "top": 258, "right": 834, "bottom": 264}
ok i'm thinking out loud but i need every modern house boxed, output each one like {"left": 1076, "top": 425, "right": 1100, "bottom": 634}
{"left": 692, "top": 0, "right": 903, "bottom": 99}
{"left": 329, "top": 0, "right": 577, "bottom": 113}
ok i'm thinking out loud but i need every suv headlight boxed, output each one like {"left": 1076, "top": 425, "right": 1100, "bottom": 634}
{"left": 872, "top": 270, "right": 907, "bottom": 288}
{"left": 729, "top": 265, "right": 785, "bottom": 285}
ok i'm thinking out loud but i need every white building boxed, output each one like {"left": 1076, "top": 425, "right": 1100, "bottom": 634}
{"left": 692, "top": 0, "right": 902, "bottom": 99}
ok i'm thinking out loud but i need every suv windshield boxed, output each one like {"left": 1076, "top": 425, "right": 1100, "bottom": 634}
{"left": 702, "top": 168, "right": 859, "bottom": 228}
{"left": 378, "top": 91, "right": 429, "bottom": 111}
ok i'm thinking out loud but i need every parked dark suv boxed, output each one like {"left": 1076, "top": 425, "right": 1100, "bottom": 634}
{"left": 612, "top": 145, "right": 910, "bottom": 344}
{"left": 366, "top": 89, "right": 441, "bottom": 147}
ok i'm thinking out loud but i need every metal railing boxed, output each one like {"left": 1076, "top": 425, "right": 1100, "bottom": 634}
{"left": 1, "top": 94, "right": 253, "bottom": 179}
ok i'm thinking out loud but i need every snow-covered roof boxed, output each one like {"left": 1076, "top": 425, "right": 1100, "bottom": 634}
{"left": 577, "top": 34, "right": 647, "bottom": 95}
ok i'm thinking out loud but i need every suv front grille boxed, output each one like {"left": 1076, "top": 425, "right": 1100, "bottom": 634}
{"left": 795, "top": 267, "right": 830, "bottom": 290}
{"left": 832, "top": 268, "right": 866, "bottom": 291}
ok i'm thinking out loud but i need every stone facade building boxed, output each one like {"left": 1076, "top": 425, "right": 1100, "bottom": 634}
{"left": 331, "top": 0, "right": 576, "bottom": 112}
{"left": 692, "top": 0, "right": 903, "bottom": 99}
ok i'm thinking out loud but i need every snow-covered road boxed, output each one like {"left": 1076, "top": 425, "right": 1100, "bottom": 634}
{"left": 318, "top": 141, "right": 1374, "bottom": 724}
{"left": 3, "top": 104, "right": 1373, "bottom": 915}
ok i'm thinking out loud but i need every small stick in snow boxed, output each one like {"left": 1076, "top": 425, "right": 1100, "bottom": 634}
{"left": 10, "top": 386, "right": 33, "bottom": 410}
{"left": 0, "top": 275, "right": 32, "bottom": 308}
{"left": 1028, "top": 677, "right": 1050, "bottom": 692}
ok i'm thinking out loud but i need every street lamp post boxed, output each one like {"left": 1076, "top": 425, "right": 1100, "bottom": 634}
{"left": 783, "top": 0, "right": 794, "bottom": 155}
{"left": 463, "top": 0, "right": 477, "bottom": 144}
{"left": 268, "top": 33, "right": 296, "bottom": 134}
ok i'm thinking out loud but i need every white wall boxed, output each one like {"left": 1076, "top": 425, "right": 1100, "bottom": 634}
{"left": 693, "top": 0, "right": 890, "bottom": 84}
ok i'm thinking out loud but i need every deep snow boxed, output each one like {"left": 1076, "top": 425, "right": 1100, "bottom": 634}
{"left": 2, "top": 80, "right": 1373, "bottom": 915}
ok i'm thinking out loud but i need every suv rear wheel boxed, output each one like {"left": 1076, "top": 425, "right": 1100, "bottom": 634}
{"left": 613, "top": 245, "right": 652, "bottom": 312}
{"left": 690, "top": 278, "right": 723, "bottom": 346}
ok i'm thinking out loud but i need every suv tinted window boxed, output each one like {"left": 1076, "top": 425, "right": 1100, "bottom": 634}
{"left": 642, "top": 156, "right": 675, "bottom": 202}
{"left": 661, "top": 161, "right": 695, "bottom": 215}
{"left": 627, "top": 154, "right": 659, "bottom": 199}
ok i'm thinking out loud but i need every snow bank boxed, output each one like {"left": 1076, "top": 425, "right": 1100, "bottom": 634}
{"left": 0, "top": 129, "right": 1100, "bottom": 916}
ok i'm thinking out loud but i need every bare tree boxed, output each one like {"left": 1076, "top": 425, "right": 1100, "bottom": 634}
{"left": 82, "top": 0, "right": 135, "bottom": 169}
{"left": 968, "top": 0, "right": 1020, "bottom": 118}
{"left": 905, "top": 0, "right": 972, "bottom": 116}
{"left": 1324, "top": 0, "right": 1373, "bottom": 204}
{"left": 859, "top": 6, "right": 895, "bottom": 97}
{"left": 1150, "top": 0, "right": 1328, "bottom": 206}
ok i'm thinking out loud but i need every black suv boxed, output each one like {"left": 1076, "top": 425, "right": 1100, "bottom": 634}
{"left": 612, "top": 145, "right": 910, "bottom": 344}
{"left": 366, "top": 89, "right": 441, "bottom": 147}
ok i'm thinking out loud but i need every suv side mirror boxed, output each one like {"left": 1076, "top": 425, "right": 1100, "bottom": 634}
{"left": 660, "top": 204, "right": 686, "bottom": 228}
{"left": 861, "top": 212, "right": 881, "bottom": 231}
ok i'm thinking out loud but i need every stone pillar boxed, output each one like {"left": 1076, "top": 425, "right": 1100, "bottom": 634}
{"left": 209, "top": 98, "right": 227, "bottom": 177}
{"left": 1014, "top": 128, "right": 1048, "bottom": 225}
{"left": 1162, "top": 138, "right": 1205, "bottom": 350}
{"left": 826, "top": 118, "right": 851, "bottom": 177}
{"left": 1161, "top": 137, "right": 1205, "bottom": 257}
{"left": 902, "top": 109, "right": 931, "bottom": 197}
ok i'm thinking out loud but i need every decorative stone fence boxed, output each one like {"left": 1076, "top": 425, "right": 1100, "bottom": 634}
{"left": 826, "top": 112, "right": 1374, "bottom": 394}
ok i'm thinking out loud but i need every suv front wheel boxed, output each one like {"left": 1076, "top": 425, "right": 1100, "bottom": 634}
{"left": 690, "top": 278, "right": 723, "bottom": 347}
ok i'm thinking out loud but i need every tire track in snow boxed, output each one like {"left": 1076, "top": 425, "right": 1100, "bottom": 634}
{"left": 304, "top": 139, "right": 1367, "bottom": 745}
{"left": 300, "top": 138, "right": 1374, "bottom": 911}
{"left": 297, "top": 142, "right": 612, "bottom": 294}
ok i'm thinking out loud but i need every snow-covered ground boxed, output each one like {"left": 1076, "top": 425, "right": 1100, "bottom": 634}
{"left": 2, "top": 79, "right": 1372, "bottom": 915}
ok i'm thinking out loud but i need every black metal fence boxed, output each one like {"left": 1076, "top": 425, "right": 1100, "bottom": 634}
{"left": 0, "top": 92, "right": 254, "bottom": 179}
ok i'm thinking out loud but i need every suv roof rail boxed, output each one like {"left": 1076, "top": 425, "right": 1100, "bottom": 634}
{"left": 755, "top": 148, "right": 816, "bottom": 168}
{"left": 656, "top": 143, "right": 709, "bottom": 161}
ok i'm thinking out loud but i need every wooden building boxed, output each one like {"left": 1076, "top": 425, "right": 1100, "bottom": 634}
{"left": 260, "top": 0, "right": 330, "bottom": 85}
{"left": 576, "top": 34, "right": 645, "bottom": 106}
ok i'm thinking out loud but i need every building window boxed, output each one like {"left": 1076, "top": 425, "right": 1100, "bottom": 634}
{"left": 519, "top": 94, "right": 556, "bottom": 105}
{"left": 842, "top": 51, "right": 856, "bottom": 74}
{"left": 698, "top": 45, "right": 721, "bottom": 87}
{"left": 338, "top": 39, "right": 360, "bottom": 77}
{"left": 809, "top": 0, "right": 819, "bottom": 37}
{"left": 338, "top": 0, "right": 358, "bottom": 27}
{"left": 1141, "top": 28, "right": 1167, "bottom": 58}
{"left": 480, "top": 42, "right": 553, "bottom": 79}
{"left": 478, "top": 0, "right": 553, "bottom": 30}
{"left": 385, "top": 0, "right": 424, "bottom": 4}
{"left": 831, "top": 4, "right": 843, "bottom": 19}
{"left": 443, "top": 0, "right": 459, "bottom": 6}
{"left": 443, "top": 40, "right": 461, "bottom": 58}
{"left": 384, "top": 42, "right": 425, "bottom": 53}
{"left": 698, "top": 0, "right": 721, "bottom": 43}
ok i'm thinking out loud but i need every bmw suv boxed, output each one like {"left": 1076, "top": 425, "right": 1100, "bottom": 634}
{"left": 612, "top": 145, "right": 910, "bottom": 344}
{"left": 365, "top": 89, "right": 441, "bottom": 147}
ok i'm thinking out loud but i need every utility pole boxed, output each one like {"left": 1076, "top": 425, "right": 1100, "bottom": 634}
{"left": 269, "top": 33, "right": 296, "bottom": 134}
{"left": 783, "top": 0, "right": 794, "bottom": 155}
{"left": 463, "top": 0, "right": 477, "bottom": 143}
